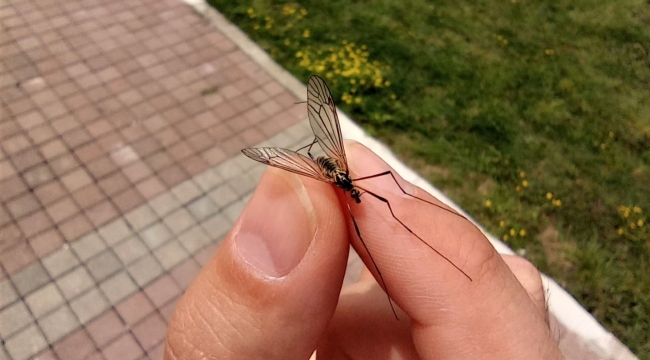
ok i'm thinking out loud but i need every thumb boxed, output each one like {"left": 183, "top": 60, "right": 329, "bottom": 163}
{"left": 164, "top": 168, "right": 349, "bottom": 360}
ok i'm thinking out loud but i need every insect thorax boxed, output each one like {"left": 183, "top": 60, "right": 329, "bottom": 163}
{"left": 316, "top": 157, "right": 354, "bottom": 191}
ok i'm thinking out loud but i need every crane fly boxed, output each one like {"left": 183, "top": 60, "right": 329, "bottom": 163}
{"left": 242, "top": 75, "right": 472, "bottom": 318}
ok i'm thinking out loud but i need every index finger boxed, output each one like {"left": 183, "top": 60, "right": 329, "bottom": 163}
{"left": 341, "top": 141, "right": 561, "bottom": 359}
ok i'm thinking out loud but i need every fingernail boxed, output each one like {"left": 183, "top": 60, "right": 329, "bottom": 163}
{"left": 234, "top": 169, "right": 316, "bottom": 278}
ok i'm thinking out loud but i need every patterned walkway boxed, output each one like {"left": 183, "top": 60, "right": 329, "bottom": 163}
{"left": 0, "top": 0, "right": 634, "bottom": 359}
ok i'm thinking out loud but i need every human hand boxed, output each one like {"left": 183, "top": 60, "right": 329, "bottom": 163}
{"left": 164, "top": 141, "right": 565, "bottom": 360}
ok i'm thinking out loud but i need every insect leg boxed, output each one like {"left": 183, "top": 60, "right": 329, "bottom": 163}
{"left": 347, "top": 204, "right": 399, "bottom": 320}
{"left": 294, "top": 138, "right": 318, "bottom": 160}
{"left": 353, "top": 171, "right": 468, "bottom": 220}
{"left": 356, "top": 185, "right": 472, "bottom": 281}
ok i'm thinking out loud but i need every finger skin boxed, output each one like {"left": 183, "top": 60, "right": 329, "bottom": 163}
{"left": 165, "top": 169, "right": 349, "bottom": 360}
{"left": 501, "top": 255, "right": 549, "bottom": 323}
{"left": 336, "top": 141, "right": 563, "bottom": 360}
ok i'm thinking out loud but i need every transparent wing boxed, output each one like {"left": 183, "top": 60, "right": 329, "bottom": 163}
{"left": 307, "top": 75, "right": 348, "bottom": 171}
{"left": 241, "top": 147, "right": 330, "bottom": 182}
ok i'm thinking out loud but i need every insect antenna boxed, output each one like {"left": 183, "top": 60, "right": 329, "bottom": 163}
{"left": 355, "top": 184, "right": 473, "bottom": 281}
{"left": 347, "top": 204, "right": 399, "bottom": 320}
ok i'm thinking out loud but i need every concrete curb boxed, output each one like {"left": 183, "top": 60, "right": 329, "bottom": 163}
{"left": 185, "top": 1, "right": 637, "bottom": 359}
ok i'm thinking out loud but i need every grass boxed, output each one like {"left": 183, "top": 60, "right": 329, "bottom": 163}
{"left": 207, "top": 0, "right": 650, "bottom": 356}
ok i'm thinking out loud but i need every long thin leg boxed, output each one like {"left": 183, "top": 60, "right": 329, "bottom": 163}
{"left": 353, "top": 171, "right": 469, "bottom": 220}
{"left": 295, "top": 137, "right": 317, "bottom": 153}
{"left": 356, "top": 185, "right": 472, "bottom": 281}
{"left": 347, "top": 204, "right": 399, "bottom": 320}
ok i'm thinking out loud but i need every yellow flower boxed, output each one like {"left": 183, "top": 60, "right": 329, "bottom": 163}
{"left": 633, "top": 206, "right": 642, "bottom": 214}
{"left": 247, "top": 8, "right": 254, "bottom": 14}
{"left": 350, "top": 79, "right": 356, "bottom": 84}
{"left": 282, "top": 5, "right": 296, "bottom": 16}
{"left": 303, "top": 29, "right": 310, "bottom": 38}
{"left": 600, "top": 143, "right": 606, "bottom": 150}
{"left": 300, "top": 8, "right": 308, "bottom": 16}
{"left": 390, "top": 94, "right": 396, "bottom": 100}
{"left": 253, "top": 24, "right": 259, "bottom": 30}
{"left": 637, "top": 220, "right": 644, "bottom": 227}
{"left": 515, "top": 186, "right": 521, "bottom": 192}
{"left": 522, "top": 180, "right": 529, "bottom": 187}
{"left": 485, "top": 199, "right": 492, "bottom": 208}
{"left": 354, "top": 97, "right": 362, "bottom": 104}
{"left": 296, "top": 51, "right": 303, "bottom": 58}
{"left": 546, "top": 192, "right": 553, "bottom": 200}
{"left": 519, "top": 171, "right": 526, "bottom": 178}
{"left": 384, "top": 80, "right": 391, "bottom": 87}
{"left": 617, "top": 228, "right": 624, "bottom": 235}
{"left": 630, "top": 222, "right": 637, "bottom": 229}
{"left": 545, "top": 49, "right": 555, "bottom": 55}
{"left": 509, "top": 228, "right": 516, "bottom": 236}
{"left": 552, "top": 199, "right": 562, "bottom": 207}
{"left": 499, "top": 220, "right": 505, "bottom": 227}
{"left": 609, "top": 131, "right": 614, "bottom": 138}
{"left": 503, "top": 234, "right": 509, "bottom": 241}
{"left": 519, "top": 229, "right": 526, "bottom": 237}
{"left": 284, "top": 39, "right": 290, "bottom": 46}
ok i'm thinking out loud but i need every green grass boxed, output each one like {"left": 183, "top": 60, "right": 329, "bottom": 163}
{"left": 207, "top": 0, "right": 650, "bottom": 356}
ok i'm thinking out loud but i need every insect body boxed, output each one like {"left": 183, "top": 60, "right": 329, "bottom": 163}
{"left": 242, "top": 75, "right": 471, "bottom": 318}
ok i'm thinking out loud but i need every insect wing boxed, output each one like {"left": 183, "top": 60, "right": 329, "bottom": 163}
{"left": 241, "top": 147, "right": 329, "bottom": 182}
{"left": 307, "top": 75, "right": 348, "bottom": 171}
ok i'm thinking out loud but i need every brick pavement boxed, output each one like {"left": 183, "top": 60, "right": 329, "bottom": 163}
{"left": 0, "top": 0, "right": 635, "bottom": 359}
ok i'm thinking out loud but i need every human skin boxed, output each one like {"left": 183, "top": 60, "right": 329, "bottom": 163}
{"left": 164, "top": 141, "right": 565, "bottom": 360}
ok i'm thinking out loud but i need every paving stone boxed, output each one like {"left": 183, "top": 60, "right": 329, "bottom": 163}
{"left": 0, "top": 345, "right": 8, "bottom": 360}
{"left": 11, "top": 262, "right": 51, "bottom": 296}
{"left": 100, "top": 271, "right": 138, "bottom": 304}
{"left": 98, "top": 218, "right": 132, "bottom": 246}
{"left": 70, "top": 288, "right": 109, "bottom": 324}
{"left": 115, "top": 292, "right": 154, "bottom": 326}
{"left": 208, "top": 183, "right": 238, "bottom": 208}
{"left": 149, "top": 192, "right": 181, "bottom": 217}
{"left": 102, "top": 333, "right": 143, "bottom": 360}
{"left": 144, "top": 275, "right": 181, "bottom": 308}
{"left": 200, "top": 212, "right": 232, "bottom": 241}
{"left": 86, "top": 310, "right": 127, "bottom": 347}
{"left": 38, "top": 305, "right": 79, "bottom": 342}
{"left": 0, "top": 301, "right": 34, "bottom": 338}
{"left": 56, "top": 266, "right": 94, "bottom": 300}
{"left": 193, "top": 168, "right": 223, "bottom": 192}
{"left": 52, "top": 328, "right": 95, "bottom": 360}
{"left": 42, "top": 246, "right": 79, "bottom": 278}
{"left": 162, "top": 207, "right": 196, "bottom": 235}
{"left": 24, "top": 283, "right": 65, "bottom": 318}
{"left": 71, "top": 232, "right": 107, "bottom": 261}
{"left": 124, "top": 204, "right": 158, "bottom": 231}
{"left": 170, "top": 258, "right": 202, "bottom": 289}
{"left": 214, "top": 157, "right": 243, "bottom": 180}
{"left": 171, "top": 180, "right": 202, "bottom": 204}
{"left": 187, "top": 196, "right": 219, "bottom": 221}
{"left": 4, "top": 324, "right": 48, "bottom": 360}
{"left": 178, "top": 225, "right": 212, "bottom": 254}
{"left": 230, "top": 172, "right": 259, "bottom": 196}
{"left": 223, "top": 199, "right": 246, "bottom": 222}
{"left": 0, "top": 279, "right": 18, "bottom": 309}
{"left": 113, "top": 235, "right": 148, "bottom": 265}
{"left": 86, "top": 250, "right": 122, "bottom": 281}
{"left": 154, "top": 240, "right": 189, "bottom": 270}
{"left": 139, "top": 222, "right": 173, "bottom": 249}
{"left": 127, "top": 254, "right": 163, "bottom": 287}
{"left": 132, "top": 313, "right": 167, "bottom": 350}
